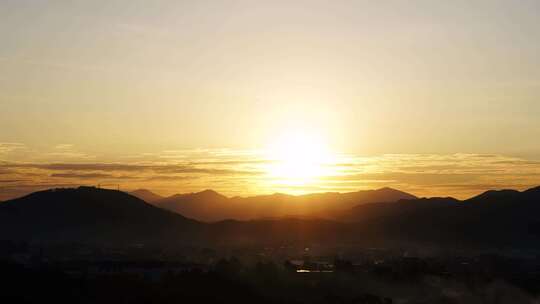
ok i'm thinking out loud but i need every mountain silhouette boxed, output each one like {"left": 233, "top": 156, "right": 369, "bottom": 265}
{"left": 334, "top": 186, "right": 540, "bottom": 249}
{"left": 2, "top": 185, "right": 540, "bottom": 250}
{"left": 130, "top": 188, "right": 165, "bottom": 203}
{"left": 0, "top": 186, "right": 201, "bottom": 245}
{"left": 154, "top": 187, "right": 417, "bottom": 222}
{"left": 207, "top": 186, "right": 540, "bottom": 249}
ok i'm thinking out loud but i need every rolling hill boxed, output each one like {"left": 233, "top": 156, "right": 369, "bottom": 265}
{"left": 0, "top": 186, "right": 201, "bottom": 245}
{"left": 335, "top": 186, "right": 540, "bottom": 248}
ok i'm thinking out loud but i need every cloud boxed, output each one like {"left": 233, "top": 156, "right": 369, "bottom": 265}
{"left": 144, "top": 175, "right": 199, "bottom": 181}
{"left": 0, "top": 143, "right": 26, "bottom": 155}
{"left": 0, "top": 169, "right": 13, "bottom": 175}
{"left": 320, "top": 153, "right": 540, "bottom": 198}
{"left": 50, "top": 173, "right": 114, "bottom": 179}
{"left": 186, "top": 160, "right": 269, "bottom": 166}
{"left": 0, "top": 179, "right": 26, "bottom": 183}
{"left": 3, "top": 162, "right": 262, "bottom": 176}
{"left": 335, "top": 172, "right": 481, "bottom": 185}
{"left": 54, "top": 144, "right": 75, "bottom": 150}
{"left": 154, "top": 165, "right": 261, "bottom": 176}
{"left": 7, "top": 163, "right": 145, "bottom": 171}
{"left": 44, "top": 144, "right": 95, "bottom": 160}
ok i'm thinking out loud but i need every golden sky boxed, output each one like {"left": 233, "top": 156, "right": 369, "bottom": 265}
{"left": 1, "top": 1, "right": 540, "bottom": 199}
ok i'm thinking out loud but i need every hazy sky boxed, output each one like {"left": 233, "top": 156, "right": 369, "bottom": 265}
{"left": 1, "top": 1, "right": 540, "bottom": 199}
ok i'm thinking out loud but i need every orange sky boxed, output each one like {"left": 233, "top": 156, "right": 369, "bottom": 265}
{"left": 1, "top": 145, "right": 540, "bottom": 201}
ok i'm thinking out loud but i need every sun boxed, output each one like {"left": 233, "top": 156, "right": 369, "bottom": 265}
{"left": 264, "top": 131, "right": 334, "bottom": 186}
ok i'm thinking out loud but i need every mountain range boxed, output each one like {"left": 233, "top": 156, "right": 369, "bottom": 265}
{"left": 130, "top": 188, "right": 417, "bottom": 222}
{"left": 2, "top": 186, "right": 540, "bottom": 250}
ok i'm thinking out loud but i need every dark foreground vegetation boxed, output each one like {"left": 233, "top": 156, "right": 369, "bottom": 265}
{"left": 2, "top": 252, "right": 540, "bottom": 304}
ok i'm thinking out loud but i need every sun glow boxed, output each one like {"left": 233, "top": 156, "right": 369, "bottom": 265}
{"left": 264, "top": 131, "right": 335, "bottom": 187}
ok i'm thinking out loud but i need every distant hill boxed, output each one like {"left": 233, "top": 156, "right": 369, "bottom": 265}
{"left": 205, "top": 186, "right": 540, "bottom": 250}
{"left": 130, "top": 188, "right": 165, "bottom": 203}
{"left": 154, "top": 187, "right": 417, "bottom": 222}
{"left": 337, "top": 197, "right": 460, "bottom": 223}
{"left": 0, "top": 187, "right": 201, "bottom": 246}
{"left": 334, "top": 186, "right": 540, "bottom": 249}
